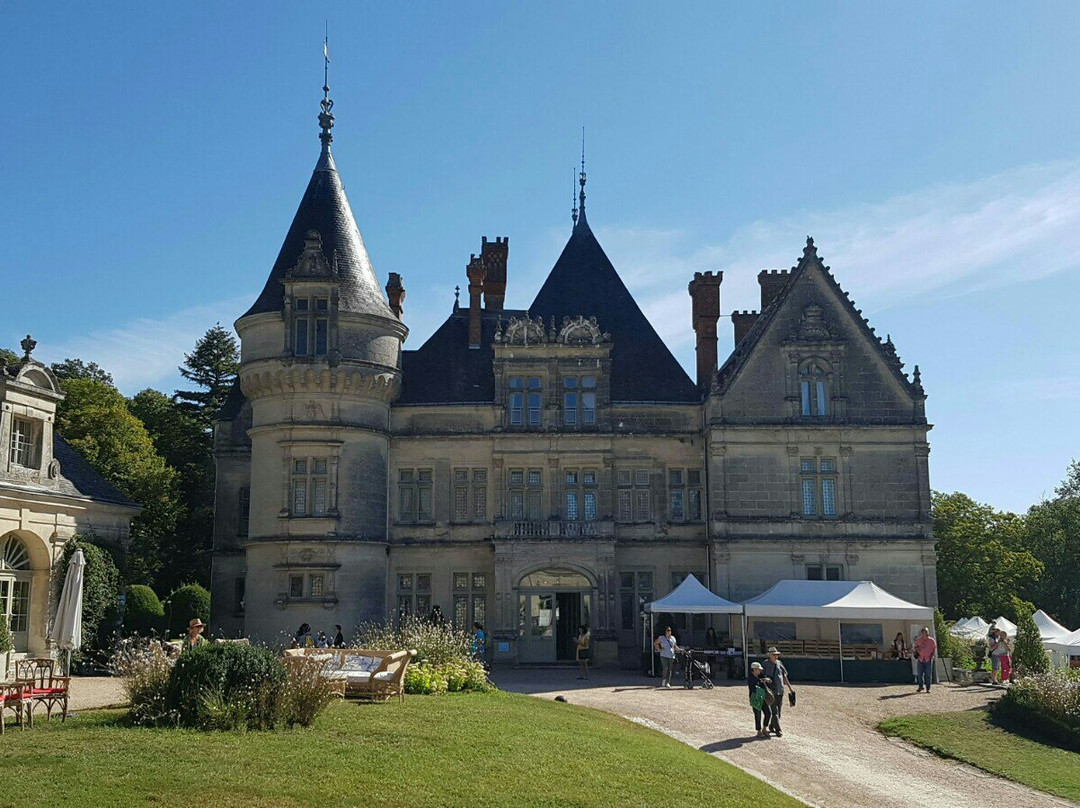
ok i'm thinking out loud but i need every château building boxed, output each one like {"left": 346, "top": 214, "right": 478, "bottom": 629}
{"left": 211, "top": 88, "right": 936, "bottom": 666}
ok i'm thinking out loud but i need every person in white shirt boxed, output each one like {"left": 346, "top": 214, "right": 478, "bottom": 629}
{"left": 653, "top": 626, "right": 681, "bottom": 688}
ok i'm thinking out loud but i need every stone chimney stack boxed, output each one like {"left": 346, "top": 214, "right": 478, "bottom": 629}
{"left": 688, "top": 271, "right": 723, "bottom": 388}
{"left": 758, "top": 269, "right": 791, "bottom": 311}
{"left": 481, "top": 236, "right": 509, "bottom": 311}
{"left": 466, "top": 254, "right": 486, "bottom": 349}
{"left": 385, "top": 273, "right": 405, "bottom": 321}
{"left": 732, "top": 310, "right": 759, "bottom": 345}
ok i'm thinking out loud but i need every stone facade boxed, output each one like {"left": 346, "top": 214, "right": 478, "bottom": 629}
{"left": 211, "top": 98, "right": 937, "bottom": 666}
{"left": 0, "top": 340, "right": 139, "bottom": 661}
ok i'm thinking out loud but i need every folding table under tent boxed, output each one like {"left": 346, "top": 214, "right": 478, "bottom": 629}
{"left": 643, "top": 574, "right": 742, "bottom": 676}
{"left": 741, "top": 580, "right": 935, "bottom": 682}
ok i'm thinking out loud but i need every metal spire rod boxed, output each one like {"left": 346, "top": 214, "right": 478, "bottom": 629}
{"left": 318, "top": 27, "right": 335, "bottom": 147}
{"left": 571, "top": 166, "right": 578, "bottom": 225}
{"left": 578, "top": 126, "right": 587, "bottom": 219}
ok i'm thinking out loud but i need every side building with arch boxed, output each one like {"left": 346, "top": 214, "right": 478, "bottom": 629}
{"left": 211, "top": 90, "right": 936, "bottom": 666}
{"left": 0, "top": 340, "right": 140, "bottom": 659}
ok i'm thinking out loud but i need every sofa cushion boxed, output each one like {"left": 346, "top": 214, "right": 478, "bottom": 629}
{"left": 309, "top": 653, "right": 336, "bottom": 668}
{"left": 341, "top": 654, "right": 379, "bottom": 672}
{"left": 372, "top": 671, "right": 396, "bottom": 682}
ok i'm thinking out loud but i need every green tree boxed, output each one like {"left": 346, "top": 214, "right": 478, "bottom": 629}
{"left": 59, "top": 537, "right": 122, "bottom": 653}
{"left": 129, "top": 389, "right": 213, "bottom": 589}
{"left": 932, "top": 491, "right": 1042, "bottom": 620}
{"left": 1022, "top": 461, "right": 1080, "bottom": 628}
{"left": 124, "top": 585, "right": 165, "bottom": 635}
{"left": 1011, "top": 597, "right": 1050, "bottom": 675}
{"left": 0, "top": 613, "right": 12, "bottom": 677}
{"left": 174, "top": 324, "right": 239, "bottom": 430}
{"left": 50, "top": 358, "right": 114, "bottom": 386}
{"left": 56, "top": 378, "right": 182, "bottom": 584}
{"left": 166, "top": 584, "right": 211, "bottom": 636}
{"left": 0, "top": 347, "right": 18, "bottom": 366}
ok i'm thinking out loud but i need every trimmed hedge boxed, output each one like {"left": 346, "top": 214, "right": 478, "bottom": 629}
{"left": 167, "top": 584, "right": 211, "bottom": 637}
{"left": 124, "top": 585, "right": 164, "bottom": 636}
{"left": 995, "top": 671, "right": 1080, "bottom": 752}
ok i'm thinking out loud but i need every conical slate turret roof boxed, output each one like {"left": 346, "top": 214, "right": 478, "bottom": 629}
{"left": 528, "top": 217, "right": 699, "bottom": 403}
{"left": 242, "top": 109, "right": 393, "bottom": 320}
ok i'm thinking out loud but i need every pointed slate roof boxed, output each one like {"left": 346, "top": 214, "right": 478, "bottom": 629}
{"left": 527, "top": 217, "right": 699, "bottom": 403}
{"left": 714, "top": 237, "right": 924, "bottom": 401}
{"left": 242, "top": 116, "right": 393, "bottom": 320}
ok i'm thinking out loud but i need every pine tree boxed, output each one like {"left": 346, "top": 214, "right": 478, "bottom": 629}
{"left": 173, "top": 324, "right": 240, "bottom": 429}
{"left": 1011, "top": 598, "right": 1050, "bottom": 676}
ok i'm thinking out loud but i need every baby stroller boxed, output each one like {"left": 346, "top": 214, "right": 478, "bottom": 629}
{"left": 677, "top": 649, "right": 714, "bottom": 689}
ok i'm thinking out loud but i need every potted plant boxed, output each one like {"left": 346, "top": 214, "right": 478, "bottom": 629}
{"left": 972, "top": 639, "right": 987, "bottom": 671}
{"left": 0, "top": 613, "right": 12, "bottom": 679}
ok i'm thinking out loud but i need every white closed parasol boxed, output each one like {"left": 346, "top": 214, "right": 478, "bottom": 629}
{"left": 53, "top": 549, "right": 85, "bottom": 674}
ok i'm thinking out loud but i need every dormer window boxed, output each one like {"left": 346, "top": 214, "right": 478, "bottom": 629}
{"left": 294, "top": 296, "right": 329, "bottom": 357}
{"left": 508, "top": 376, "right": 542, "bottom": 427}
{"left": 563, "top": 376, "right": 597, "bottom": 426}
{"left": 799, "top": 361, "right": 829, "bottom": 417}
{"left": 9, "top": 418, "right": 41, "bottom": 469}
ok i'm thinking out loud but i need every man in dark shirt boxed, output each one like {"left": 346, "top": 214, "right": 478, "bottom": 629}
{"left": 762, "top": 647, "right": 793, "bottom": 737}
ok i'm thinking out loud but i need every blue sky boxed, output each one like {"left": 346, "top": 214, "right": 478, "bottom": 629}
{"left": 2, "top": 3, "right": 1078, "bottom": 513}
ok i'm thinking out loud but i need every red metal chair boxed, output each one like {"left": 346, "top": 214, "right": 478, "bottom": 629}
{"left": 0, "top": 682, "right": 33, "bottom": 732}
{"left": 15, "top": 658, "right": 70, "bottom": 722}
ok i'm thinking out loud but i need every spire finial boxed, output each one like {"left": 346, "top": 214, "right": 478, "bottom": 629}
{"left": 319, "top": 28, "right": 335, "bottom": 148}
{"left": 577, "top": 126, "right": 587, "bottom": 224}
{"left": 454, "top": 285, "right": 460, "bottom": 311}
{"left": 803, "top": 235, "right": 817, "bottom": 259}
{"left": 571, "top": 166, "right": 578, "bottom": 226}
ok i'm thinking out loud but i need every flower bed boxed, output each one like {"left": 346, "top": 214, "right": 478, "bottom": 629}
{"left": 995, "top": 669, "right": 1080, "bottom": 751}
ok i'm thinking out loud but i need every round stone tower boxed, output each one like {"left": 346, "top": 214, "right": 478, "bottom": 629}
{"left": 234, "top": 84, "right": 407, "bottom": 641}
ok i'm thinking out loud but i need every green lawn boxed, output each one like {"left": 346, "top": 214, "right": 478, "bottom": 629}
{"left": 0, "top": 692, "right": 801, "bottom": 808}
{"left": 880, "top": 709, "right": 1080, "bottom": 802}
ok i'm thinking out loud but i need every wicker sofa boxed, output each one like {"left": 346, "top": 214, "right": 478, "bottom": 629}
{"left": 284, "top": 648, "right": 416, "bottom": 701}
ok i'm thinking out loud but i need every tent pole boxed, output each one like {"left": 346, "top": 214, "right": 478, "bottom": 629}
{"left": 742, "top": 613, "right": 748, "bottom": 678}
{"left": 838, "top": 619, "right": 844, "bottom": 683}
{"left": 650, "top": 613, "right": 655, "bottom": 677}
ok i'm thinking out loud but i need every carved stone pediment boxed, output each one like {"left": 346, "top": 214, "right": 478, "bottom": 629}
{"left": 286, "top": 230, "right": 335, "bottom": 279}
{"left": 557, "top": 315, "right": 610, "bottom": 345}
{"left": 498, "top": 316, "right": 548, "bottom": 345}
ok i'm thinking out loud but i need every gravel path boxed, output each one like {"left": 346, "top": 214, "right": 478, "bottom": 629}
{"left": 493, "top": 669, "right": 1075, "bottom": 808}
{"left": 69, "top": 676, "right": 127, "bottom": 711}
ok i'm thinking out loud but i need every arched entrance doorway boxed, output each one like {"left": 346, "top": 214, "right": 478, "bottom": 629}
{"left": 517, "top": 567, "right": 593, "bottom": 663}
{"left": 0, "top": 535, "right": 33, "bottom": 652}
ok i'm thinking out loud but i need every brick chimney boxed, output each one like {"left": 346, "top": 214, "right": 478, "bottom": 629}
{"left": 466, "top": 254, "right": 486, "bottom": 349}
{"left": 385, "top": 273, "right": 405, "bottom": 321}
{"left": 758, "top": 270, "right": 791, "bottom": 311}
{"left": 731, "top": 310, "right": 759, "bottom": 345}
{"left": 481, "top": 236, "right": 509, "bottom": 311}
{"left": 687, "top": 271, "right": 723, "bottom": 388}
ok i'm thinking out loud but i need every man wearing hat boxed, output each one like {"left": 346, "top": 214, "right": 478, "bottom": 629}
{"left": 182, "top": 618, "right": 208, "bottom": 652}
{"left": 762, "top": 647, "right": 794, "bottom": 737}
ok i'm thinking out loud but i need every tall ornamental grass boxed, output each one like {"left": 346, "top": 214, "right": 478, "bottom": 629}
{"left": 997, "top": 669, "right": 1080, "bottom": 751}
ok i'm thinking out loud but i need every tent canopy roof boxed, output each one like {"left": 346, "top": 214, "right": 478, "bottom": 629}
{"left": 990, "top": 616, "right": 1017, "bottom": 637}
{"left": 1033, "top": 610, "right": 1071, "bottom": 640}
{"left": 645, "top": 575, "right": 742, "bottom": 614}
{"left": 742, "top": 580, "right": 934, "bottom": 621}
{"left": 1045, "top": 628, "right": 1080, "bottom": 653}
{"left": 950, "top": 616, "right": 992, "bottom": 640}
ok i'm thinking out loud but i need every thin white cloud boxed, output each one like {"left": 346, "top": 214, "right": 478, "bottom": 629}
{"left": 595, "top": 159, "right": 1080, "bottom": 350}
{"left": 36, "top": 295, "right": 253, "bottom": 395}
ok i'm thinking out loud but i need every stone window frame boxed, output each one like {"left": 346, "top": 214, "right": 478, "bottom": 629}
{"left": 806, "top": 563, "right": 844, "bottom": 581}
{"left": 562, "top": 467, "right": 598, "bottom": 521}
{"left": 507, "top": 467, "right": 544, "bottom": 521}
{"left": 8, "top": 415, "right": 42, "bottom": 470}
{"left": 618, "top": 570, "right": 654, "bottom": 632}
{"left": 397, "top": 572, "right": 432, "bottom": 618}
{"left": 279, "top": 441, "right": 341, "bottom": 521}
{"left": 398, "top": 468, "right": 434, "bottom": 524}
{"left": 286, "top": 291, "right": 333, "bottom": 358}
{"left": 507, "top": 375, "right": 543, "bottom": 429}
{"left": 800, "top": 457, "right": 839, "bottom": 518}
{"left": 616, "top": 467, "right": 653, "bottom": 523}
{"left": 452, "top": 571, "right": 488, "bottom": 629}
{"left": 451, "top": 467, "right": 488, "bottom": 524}
{"left": 667, "top": 468, "right": 704, "bottom": 523}
{"left": 782, "top": 345, "right": 846, "bottom": 421}
{"left": 561, "top": 375, "right": 598, "bottom": 428}
{"left": 237, "top": 487, "right": 251, "bottom": 537}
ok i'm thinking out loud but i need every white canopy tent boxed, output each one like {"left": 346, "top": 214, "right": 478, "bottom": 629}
{"left": 1033, "top": 610, "right": 1071, "bottom": 641}
{"left": 742, "top": 580, "right": 935, "bottom": 681}
{"left": 990, "top": 616, "right": 1017, "bottom": 637}
{"left": 1044, "top": 628, "right": 1080, "bottom": 668}
{"left": 643, "top": 575, "right": 742, "bottom": 676}
{"left": 950, "top": 616, "right": 992, "bottom": 641}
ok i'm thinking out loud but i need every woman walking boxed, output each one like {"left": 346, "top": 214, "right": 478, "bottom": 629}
{"left": 748, "top": 661, "right": 772, "bottom": 738}
{"left": 990, "top": 629, "right": 1013, "bottom": 684}
{"left": 575, "top": 625, "right": 592, "bottom": 680}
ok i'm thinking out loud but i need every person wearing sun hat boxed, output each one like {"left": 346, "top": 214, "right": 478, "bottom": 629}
{"left": 182, "top": 618, "right": 208, "bottom": 652}
{"left": 762, "top": 647, "right": 794, "bottom": 737}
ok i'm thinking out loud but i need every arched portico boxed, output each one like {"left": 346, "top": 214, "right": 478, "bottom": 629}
{"left": 0, "top": 531, "right": 49, "bottom": 654}
{"left": 515, "top": 565, "right": 597, "bottom": 663}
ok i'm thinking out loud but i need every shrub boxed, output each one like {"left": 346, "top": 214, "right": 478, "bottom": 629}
{"left": 124, "top": 585, "right": 165, "bottom": 636}
{"left": 933, "top": 608, "right": 974, "bottom": 668}
{"left": 112, "top": 639, "right": 175, "bottom": 726}
{"left": 355, "top": 615, "right": 471, "bottom": 667}
{"left": 279, "top": 656, "right": 340, "bottom": 728}
{"left": 996, "top": 669, "right": 1080, "bottom": 751}
{"left": 166, "top": 584, "right": 211, "bottom": 637}
{"left": 0, "top": 613, "right": 12, "bottom": 656}
{"left": 59, "top": 536, "right": 121, "bottom": 656}
{"left": 404, "top": 660, "right": 494, "bottom": 695}
{"left": 1011, "top": 598, "right": 1050, "bottom": 676}
{"left": 165, "top": 643, "right": 285, "bottom": 730}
